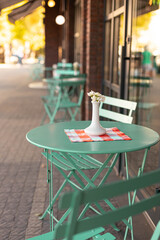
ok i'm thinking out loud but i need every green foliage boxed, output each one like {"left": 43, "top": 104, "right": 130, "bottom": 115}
{"left": 133, "top": 12, "right": 153, "bottom": 38}
{"left": 11, "top": 20, "right": 26, "bottom": 42}
{"left": 0, "top": 6, "right": 45, "bottom": 51}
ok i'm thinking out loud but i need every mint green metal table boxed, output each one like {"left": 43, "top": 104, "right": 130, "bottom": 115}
{"left": 26, "top": 121, "right": 159, "bottom": 239}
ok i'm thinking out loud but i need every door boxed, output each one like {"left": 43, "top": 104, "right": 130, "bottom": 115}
{"left": 103, "top": 0, "right": 132, "bottom": 173}
{"left": 103, "top": 0, "right": 130, "bottom": 99}
{"left": 128, "top": 0, "right": 160, "bottom": 227}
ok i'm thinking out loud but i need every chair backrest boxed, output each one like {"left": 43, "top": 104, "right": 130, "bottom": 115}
{"left": 99, "top": 96, "right": 137, "bottom": 124}
{"left": 54, "top": 69, "right": 80, "bottom": 79}
{"left": 54, "top": 168, "right": 160, "bottom": 240}
{"left": 57, "top": 62, "right": 73, "bottom": 70}
{"left": 58, "top": 73, "right": 86, "bottom": 87}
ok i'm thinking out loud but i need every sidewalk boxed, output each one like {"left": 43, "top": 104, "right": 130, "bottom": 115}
{"left": 0, "top": 64, "right": 153, "bottom": 240}
{"left": 0, "top": 64, "right": 48, "bottom": 240}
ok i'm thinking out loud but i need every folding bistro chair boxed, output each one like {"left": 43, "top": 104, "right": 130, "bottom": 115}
{"left": 41, "top": 74, "right": 86, "bottom": 124}
{"left": 26, "top": 168, "right": 160, "bottom": 240}
{"left": 99, "top": 96, "right": 138, "bottom": 238}
{"left": 30, "top": 63, "right": 43, "bottom": 81}
{"left": 99, "top": 96, "right": 137, "bottom": 124}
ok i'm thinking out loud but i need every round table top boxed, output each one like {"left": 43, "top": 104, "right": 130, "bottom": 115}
{"left": 26, "top": 121, "right": 159, "bottom": 154}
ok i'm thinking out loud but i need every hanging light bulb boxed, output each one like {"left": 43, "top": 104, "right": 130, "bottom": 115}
{"left": 55, "top": 14, "right": 65, "bottom": 25}
{"left": 48, "top": 0, "right": 56, "bottom": 7}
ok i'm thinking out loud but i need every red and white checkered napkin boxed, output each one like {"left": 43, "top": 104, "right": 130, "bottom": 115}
{"left": 64, "top": 127, "right": 132, "bottom": 142}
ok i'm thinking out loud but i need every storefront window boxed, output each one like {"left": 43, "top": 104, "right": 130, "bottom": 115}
{"left": 113, "top": 15, "right": 124, "bottom": 85}
{"left": 129, "top": 1, "right": 160, "bottom": 194}
{"left": 104, "top": 21, "right": 111, "bottom": 81}
{"left": 114, "top": 0, "right": 124, "bottom": 10}
{"left": 104, "top": 0, "right": 124, "bottom": 97}
{"left": 106, "top": 0, "right": 112, "bottom": 15}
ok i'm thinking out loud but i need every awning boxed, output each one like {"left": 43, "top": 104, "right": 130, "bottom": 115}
{"left": 0, "top": 0, "right": 42, "bottom": 24}
{"left": 0, "top": 0, "right": 23, "bottom": 10}
{"left": 8, "top": 0, "right": 42, "bottom": 23}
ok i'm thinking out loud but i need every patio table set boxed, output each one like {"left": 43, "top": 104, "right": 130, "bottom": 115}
{"left": 29, "top": 62, "right": 86, "bottom": 125}
{"left": 26, "top": 64, "right": 160, "bottom": 240}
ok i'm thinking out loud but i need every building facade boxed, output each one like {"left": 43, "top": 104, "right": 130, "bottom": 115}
{"left": 1, "top": 0, "right": 159, "bottom": 230}
{"left": 44, "top": 0, "right": 160, "bottom": 227}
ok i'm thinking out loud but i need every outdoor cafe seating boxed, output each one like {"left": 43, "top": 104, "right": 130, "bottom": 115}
{"left": 26, "top": 168, "right": 160, "bottom": 240}
{"left": 41, "top": 73, "right": 86, "bottom": 124}
{"left": 26, "top": 92, "right": 159, "bottom": 240}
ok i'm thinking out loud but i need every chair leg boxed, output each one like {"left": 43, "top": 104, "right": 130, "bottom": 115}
{"left": 124, "top": 149, "right": 149, "bottom": 240}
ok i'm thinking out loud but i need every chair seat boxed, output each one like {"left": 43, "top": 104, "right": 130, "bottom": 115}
{"left": 72, "top": 227, "right": 106, "bottom": 240}
{"left": 60, "top": 100, "right": 80, "bottom": 108}
{"left": 26, "top": 231, "right": 54, "bottom": 240}
{"left": 26, "top": 226, "right": 105, "bottom": 240}
{"left": 93, "top": 232, "right": 116, "bottom": 240}
{"left": 42, "top": 152, "right": 104, "bottom": 171}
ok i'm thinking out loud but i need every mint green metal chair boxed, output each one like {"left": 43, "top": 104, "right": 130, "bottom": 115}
{"left": 30, "top": 63, "right": 43, "bottom": 81}
{"left": 99, "top": 96, "right": 137, "bottom": 124}
{"left": 151, "top": 221, "right": 160, "bottom": 240}
{"left": 57, "top": 62, "right": 73, "bottom": 70}
{"left": 44, "top": 66, "right": 54, "bottom": 78}
{"left": 99, "top": 96, "right": 138, "bottom": 238}
{"left": 26, "top": 168, "right": 160, "bottom": 240}
{"left": 41, "top": 74, "right": 86, "bottom": 124}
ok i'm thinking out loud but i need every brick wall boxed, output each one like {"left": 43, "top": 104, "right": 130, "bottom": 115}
{"left": 44, "top": 1, "right": 61, "bottom": 67}
{"left": 65, "top": 0, "right": 75, "bottom": 62}
{"left": 81, "top": 0, "right": 105, "bottom": 120}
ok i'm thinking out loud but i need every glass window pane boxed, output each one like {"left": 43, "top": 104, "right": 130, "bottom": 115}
{"left": 128, "top": 0, "right": 160, "bottom": 197}
{"left": 112, "top": 14, "right": 124, "bottom": 85}
{"left": 106, "top": 0, "right": 112, "bottom": 15}
{"left": 114, "top": 0, "right": 124, "bottom": 10}
{"left": 104, "top": 21, "right": 111, "bottom": 81}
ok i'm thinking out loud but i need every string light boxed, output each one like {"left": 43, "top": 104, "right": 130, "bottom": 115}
{"left": 48, "top": 0, "right": 56, "bottom": 8}
{"left": 55, "top": 15, "right": 65, "bottom": 25}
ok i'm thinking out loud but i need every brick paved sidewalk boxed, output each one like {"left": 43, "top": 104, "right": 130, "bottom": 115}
{"left": 0, "top": 64, "right": 153, "bottom": 240}
{"left": 0, "top": 65, "right": 49, "bottom": 240}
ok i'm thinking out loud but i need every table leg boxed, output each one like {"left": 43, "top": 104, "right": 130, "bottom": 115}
{"left": 40, "top": 151, "right": 132, "bottom": 232}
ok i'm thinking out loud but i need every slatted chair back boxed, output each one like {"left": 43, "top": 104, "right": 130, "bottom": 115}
{"left": 54, "top": 169, "right": 160, "bottom": 240}
{"left": 57, "top": 62, "right": 73, "bottom": 70}
{"left": 54, "top": 69, "right": 79, "bottom": 78}
{"left": 99, "top": 96, "right": 137, "bottom": 124}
